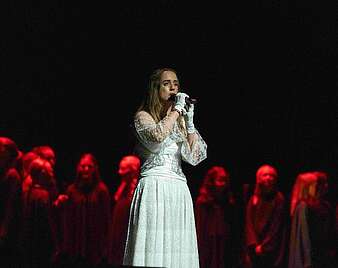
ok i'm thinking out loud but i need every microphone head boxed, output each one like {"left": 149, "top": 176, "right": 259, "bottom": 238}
{"left": 168, "top": 95, "right": 176, "bottom": 102}
{"left": 168, "top": 94, "right": 198, "bottom": 105}
{"left": 186, "top": 98, "right": 197, "bottom": 105}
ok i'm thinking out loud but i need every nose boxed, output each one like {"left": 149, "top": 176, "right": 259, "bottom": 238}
{"left": 170, "top": 85, "right": 177, "bottom": 91}
{"left": 170, "top": 82, "right": 178, "bottom": 89}
{"left": 265, "top": 175, "right": 272, "bottom": 181}
{"left": 261, "top": 175, "right": 272, "bottom": 182}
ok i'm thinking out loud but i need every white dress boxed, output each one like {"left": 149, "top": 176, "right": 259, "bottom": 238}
{"left": 123, "top": 111, "right": 207, "bottom": 268}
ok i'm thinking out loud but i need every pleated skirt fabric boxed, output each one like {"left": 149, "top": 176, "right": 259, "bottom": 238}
{"left": 123, "top": 174, "right": 199, "bottom": 268}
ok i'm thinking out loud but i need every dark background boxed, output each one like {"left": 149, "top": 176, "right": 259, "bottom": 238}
{"left": 1, "top": 1, "right": 337, "bottom": 202}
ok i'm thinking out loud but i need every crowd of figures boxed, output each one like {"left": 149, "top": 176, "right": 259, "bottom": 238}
{"left": 0, "top": 137, "right": 139, "bottom": 268}
{"left": 0, "top": 136, "right": 337, "bottom": 268}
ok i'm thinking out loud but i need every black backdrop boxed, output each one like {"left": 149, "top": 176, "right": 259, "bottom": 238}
{"left": 2, "top": 1, "right": 337, "bottom": 201}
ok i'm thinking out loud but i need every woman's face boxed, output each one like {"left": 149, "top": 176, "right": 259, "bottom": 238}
{"left": 257, "top": 166, "right": 277, "bottom": 193}
{"left": 159, "top": 71, "right": 179, "bottom": 102}
{"left": 78, "top": 156, "right": 95, "bottom": 182}
{"left": 214, "top": 172, "right": 229, "bottom": 189}
{"left": 118, "top": 158, "right": 134, "bottom": 177}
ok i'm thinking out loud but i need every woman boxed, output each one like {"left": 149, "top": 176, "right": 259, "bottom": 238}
{"left": 22, "top": 158, "right": 56, "bottom": 268}
{"left": 244, "top": 164, "right": 287, "bottom": 268}
{"left": 61, "top": 153, "right": 111, "bottom": 267}
{"left": 0, "top": 137, "right": 22, "bottom": 268}
{"left": 195, "top": 166, "right": 239, "bottom": 268}
{"left": 288, "top": 171, "right": 336, "bottom": 268}
{"left": 22, "top": 145, "right": 58, "bottom": 199}
{"left": 123, "top": 67, "right": 207, "bottom": 268}
{"left": 110, "top": 155, "right": 140, "bottom": 267}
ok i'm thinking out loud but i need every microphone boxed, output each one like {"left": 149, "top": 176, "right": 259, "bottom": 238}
{"left": 168, "top": 95, "right": 198, "bottom": 105}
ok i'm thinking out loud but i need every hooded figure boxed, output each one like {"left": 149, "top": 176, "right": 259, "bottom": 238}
{"left": 0, "top": 137, "right": 22, "bottom": 268}
{"left": 110, "top": 155, "right": 140, "bottom": 267}
{"left": 195, "top": 166, "right": 239, "bottom": 268}
{"left": 288, "top": 171, "right": 336, "bottom": 268}
{"left": 22, "top": 158, "right": 57, "bottom": 268}
{"left": 244, "top": 164, "right": 287, "bottom": 268}
{"left": 61, "top": 153, "right": 111, "bottom": 267}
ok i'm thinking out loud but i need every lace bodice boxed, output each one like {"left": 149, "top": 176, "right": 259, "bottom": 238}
{"left": 133, "top": 111, "right": 207, "bottom": 178}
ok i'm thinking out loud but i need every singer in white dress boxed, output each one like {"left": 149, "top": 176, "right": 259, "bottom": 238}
{"left": 123, "top": 68, "right": 207, "bottom": 268}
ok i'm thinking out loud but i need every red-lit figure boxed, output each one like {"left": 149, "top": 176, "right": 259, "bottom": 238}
{"left": 195, "top": 166, "right": 239, "bottom": 268}
{"left": 21, "top": 145, "right": 66, "bottom": 263}
{"left": 244, "top": 164, "right": 287, "bottom": 268}
{"left": 22, "top": 158, "right": 57, "bottom": 268}
{"left": 61, "top": 153, "right": 111, "bottom": 267}
{"left": 21, "top": 151, "right": 39, "bottom": 182}
{"left": 32, "top": 145, "right": 56, "bottom": 169}
{"left": 22, "top": 145, "right": 58, "bottom": 199}
{"left": 0, "top": 137, "right": 22, "bottom": 268}
{"left": 288, "top": 171, "right": 336, "bottom": 268}
{"left": 110, "top": 155, "right": 140, "bottom": 267}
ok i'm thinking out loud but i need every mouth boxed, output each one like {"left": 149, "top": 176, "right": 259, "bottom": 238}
{"left": 168, "top": 94, "right": 176, "bottom": 102}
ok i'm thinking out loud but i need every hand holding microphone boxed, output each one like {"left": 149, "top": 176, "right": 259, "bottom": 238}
{"left": 169, "top": 93, "right": 197, "bottom": 108}
{"left": 171, "top": 92, "right": 196, "bottom": 134}
{"left": 172, "top": 92, "right": 189, "bottom": 115}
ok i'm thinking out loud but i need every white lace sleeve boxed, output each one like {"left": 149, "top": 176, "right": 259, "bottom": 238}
{"left": 134, "top": 111, "right": 176, "bottom": 153}
{"left": 181, "top": 128, "right": 207, "bottom": 166}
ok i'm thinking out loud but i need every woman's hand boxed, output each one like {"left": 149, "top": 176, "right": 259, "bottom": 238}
{"left": 173, "top": 92, "right": 189, "bottom": 114}
{"left": 183, "top": 103, "right": 195, "bottom": 134}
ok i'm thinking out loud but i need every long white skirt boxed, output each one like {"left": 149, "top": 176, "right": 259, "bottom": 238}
{"left": 123, "top": 171, "right": 199, "bottom": 268}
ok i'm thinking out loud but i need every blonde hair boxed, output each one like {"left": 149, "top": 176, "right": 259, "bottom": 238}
{"left": 290, "top": 172, "right": 318, "bottom": 216}
{"left": 137, "top": 67, "right": 187, "bottom": 135}
{"left": 253, "top": 164, "right": 278, "bottom": 200}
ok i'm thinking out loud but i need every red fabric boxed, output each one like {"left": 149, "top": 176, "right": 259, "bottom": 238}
{"left": 0, "top": 168, "right": 22, "bottom": 267}
{"left": 62, "top": 180, "right": 111, "bottom": 266}
{"left": 195, "top": 195, "right": 238, "bottom": 268}
{"left": 22, "top": 185, "right": 56, "bottom": 267}
{"left": 110, "top": 196, "right": 132, "bottom": 266}
{"left": 245, "top": 191, "right": 287, "bottom": 268}
{"left": 0, "top": 168, "right": 22, "bottom": 245}
{"left": 109, "top": 177, "right": 137, "bottom": 266}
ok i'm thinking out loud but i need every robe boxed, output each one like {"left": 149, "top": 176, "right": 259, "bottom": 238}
{"left": 195, "top": 193, "right": 239, "bottom": 268}
{"left": 0, "top": 168, "right": 22, "bottom": 267}
{"left": 22, "top": 184, "right": 56, "bottom": 268}
{"left": 245, "top": 191, "right": 287, "bottom": 268}
{"left": 62, "top": 180, "right": 111, "bottom": 266}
